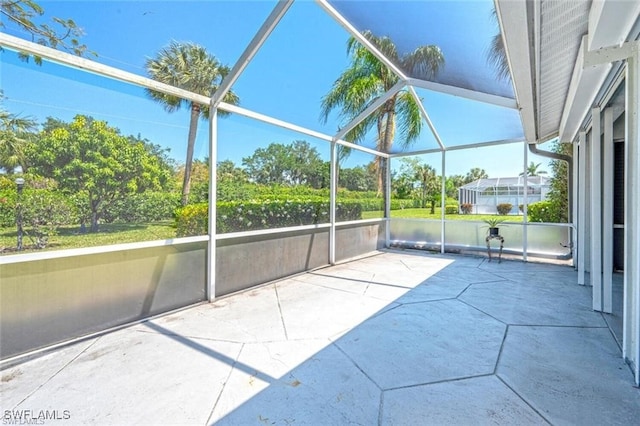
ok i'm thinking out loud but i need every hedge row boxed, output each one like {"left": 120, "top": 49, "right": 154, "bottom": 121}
{"left": 527, "top": 200, "right": 564, "bottom": 223}
{"left": 102, "top": 192, "right": 181, "bottom": 223}
{"left": 176, "top": 198, "right": 363, "bottom": 236}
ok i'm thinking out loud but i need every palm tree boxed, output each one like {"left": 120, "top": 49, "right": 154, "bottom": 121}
{"left": 146, "top": 41, "right": 239, "bottom": 205}
{"left": 0, "top": 108, "right": 36, "bottom": 173}
{"left": 320, "top": 31, "right": 444, "bottom": 200}
{"left": 414, "top": 163, "right": 437, "bottom": 211}
{"left": 464, "top": 167, "right": 488, "bottom": 184}
{"left": 520, "top": 161, "right": 548, "bottom": 177}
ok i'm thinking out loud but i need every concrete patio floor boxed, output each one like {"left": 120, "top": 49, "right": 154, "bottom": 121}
{"left": 2, "top": 249, "right": 639, "bottom": 425}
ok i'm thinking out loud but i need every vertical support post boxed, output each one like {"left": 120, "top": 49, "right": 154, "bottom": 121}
{"left": 523, "top": 141, "right": 529, "bottom": 262}
{"left": 572, "top": 141, "right": 579, "bottom": 269}
{"left": 591, "top": 107, "right": 603, "bottom": 311}
{"left": 207, "top": 107, "right": 218, "bottom": 302}
{"left": 577, "top": 131, "right": 587, "bottom": 285}
{"left": 624, "top": 48, "right": 640, "bottom": 386}
{"left": 329, "top": 141, "right": 337, "bottom": 265}
{"left": 385, "top": 156, "right": 391, "bottom": 247}
{"left": 603, "top": 107, "right": 614, "bottom": 313}
{"left": 441, "top": 150, "right": 446, "bottom": 254}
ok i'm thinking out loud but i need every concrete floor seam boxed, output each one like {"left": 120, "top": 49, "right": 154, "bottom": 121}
{"left": 453, "top": 297, "right": 509, "bottom": 326}
{"left": 12, "top": 337, "right": 100, "bottom": 410}
{"left": 273, "top": 284, "right": 289, "bottom": 341}
{"left": 205, "top": 342, "right": 245, "bottom": 426}
{"left": 493, "top": 324, "right": 511, "bottom": 375}
{"left": 377, "top": 389, "right": 385, "bottom": 426}
{"left": 381, "top": 372, "right": 496, "bottom": 392}
{"left": 494, "top": 374, "right": 553, "bottom": 425}
{"left": 331, "top": 341, "right": 383, "bottom": 392}
{"left": 135, "top": 328, "right": 248, "bottom": 345}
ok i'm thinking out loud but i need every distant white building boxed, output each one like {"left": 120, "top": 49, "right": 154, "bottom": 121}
{"left": 458, "top": 176, "right": 551, "bottom": 215}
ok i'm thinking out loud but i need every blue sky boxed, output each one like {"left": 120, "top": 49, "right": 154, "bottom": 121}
{"left": 1, "top": 0, "right": 543, "bottom": 178}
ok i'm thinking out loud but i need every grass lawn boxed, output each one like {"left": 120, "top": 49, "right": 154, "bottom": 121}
{"left": 0, "top": 222, "right": 177, "bottom": 255}
{"left": 362, "top": 208, "right": 526, "bottom": 222}
{"left": 1, "top": 208, "right": 524, "bottom": 256}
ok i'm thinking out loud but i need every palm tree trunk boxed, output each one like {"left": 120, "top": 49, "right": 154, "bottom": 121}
{"left": 381, "top": 106, "right": 396, "bottom": 210}
{"left": 182, "top": 103, "right": 200, "bottom": 206}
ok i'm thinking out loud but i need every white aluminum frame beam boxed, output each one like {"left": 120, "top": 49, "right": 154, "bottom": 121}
{"left": 390, "top": 138, "right": 525, "bottom": 158}
{"left": 572, "top": 141, "right": 579, "bottom": 269}
{"left": 408, "top": 86, "right": 445, "bottom": 151}
{"left": 577, "top": 131, "right": 587, "bottom": 286}
{"left": 211, "top": 0, "right": 293, "bottom": 107}
{"left": 602, "top": 107, "right": 614, "bottom": 313}
{"left": 0, "top": 33, "right": 210, "bottom": 106}
{"left": 315, "top": 0, "right": 407, "bottom": 81}
{"left": 207, "top": 108, "right": 218, "bottom": 302}
{"left": 440, "top": 151, "right": 445, "bottom": 254}
{"left": 590, "top": 107, "right": 603, "bottom": 311}
{"left": 334, "top": 81, "right": 406, "bottom": 141}
{"left": 385, "top": 158, "right": 391, "bottom": 247}
{"left": 218, "top": 102, "right": 389, "bottom": 159}
{"left": 329, "top": 142, "right": 337, "bottom": 264}
{"left": 406, "top": 78, "right": 517, "bottom": 110}
{"left": 624, "top": 46, "right": 640, "bottom": 386}
{"left": 523, "top": 141, "right": 528, "bottom": 262}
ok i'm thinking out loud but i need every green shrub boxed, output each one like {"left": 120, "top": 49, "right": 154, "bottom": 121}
{"left": 445, "top": 205, "right": 458, "bottom": 214}
{"left": 20, "top": 189, "right": 77, "bottom": 248}
{"left": 528, "top": 200, "right": 564, "bottom": 223}
{"left": 0, "top": 191, "right": 16, "bottom": 228}
{"left": 175, "top": 203, "right": 209, "bottom": 237}
{"left": 175, "top": 198, "right": 363, "bottom": 237}
{"left": 0, "top": 186, "right": 77, "bottom": 248}
{"left": 102, "top": 192, "right": 181, "bottom": 223}
{"left": 460, "top": 203, "right": 472, "bottom": 214}
{"left": 496, "top": 203, "right": 513, "bottom": 215}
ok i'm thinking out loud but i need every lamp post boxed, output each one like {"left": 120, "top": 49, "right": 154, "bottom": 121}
{"left": 15, "top": 177, "right": 24, "bottom": 251}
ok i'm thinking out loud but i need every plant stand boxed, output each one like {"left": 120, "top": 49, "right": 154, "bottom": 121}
{"left": 486, "top": 234, "right": 504, "bottom": 263}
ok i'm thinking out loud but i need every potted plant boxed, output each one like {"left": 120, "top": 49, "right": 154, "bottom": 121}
{"left": 483, "top": 217, "right": 506, "bottom": 236}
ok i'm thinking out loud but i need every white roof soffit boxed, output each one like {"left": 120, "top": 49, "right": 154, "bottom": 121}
{"left": 495, "top": 0, "right": 537, "bottom": 143}
{"left": 560, "top": 1, "right": 640, "bottom": 143}
{"left": 559, "top": 35, "right": 611, "bottom": 143}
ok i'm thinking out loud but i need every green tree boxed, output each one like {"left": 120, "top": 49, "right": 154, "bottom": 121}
{"left": 396, "top": 158, "right": 439, "bottom": 211}
{"left": 217, "top": 159, "right": 247, "bottom": 184}
{"left": 27, "top": 115, "right": 171, "bottom": 232}
{"left": 146, "top": 41, "right": 239, "bottom": 206}
{"left": 545, "top": 141, "right": 571, "bottom": 223}
{"left": 520, "top": 161, "right": 548, "bottom": 177}
{"left": 320, "top": 31, "right": 444, "bottom": 201}
{"left": 242, "top": 140, "right": 326, "bottom": 188}
{"left": 446, "top": 174, "right": 466, "bottom": 199}
{"left": 0, "top": 106, "right": 36, "bottom": 173}
{"left": 339, "top": 164, "right": 377, "bottom": 192}
{"left": 0, "top": 0, "right": 94, "bottom": 63}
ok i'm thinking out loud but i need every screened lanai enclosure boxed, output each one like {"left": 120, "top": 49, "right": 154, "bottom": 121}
{"left": 1, "top": 0, "right": 640, "bottom": 397}
{"left": 458, "top": 176, "right": 550, "bottom": 215}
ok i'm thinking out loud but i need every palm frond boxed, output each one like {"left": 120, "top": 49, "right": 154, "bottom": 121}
{"left": 402, "top": 45, "right": 444, "bottom": 80}
{"left": 488, "top": 34, "right": 510, "bottom": 81}
{"left": 395, "top": 91, "right": 422, "bottom": 148}
{"left": 487, "top": 7, "right": 510, "bottom": 81}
